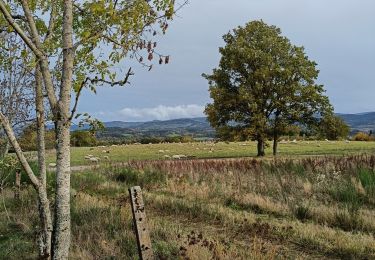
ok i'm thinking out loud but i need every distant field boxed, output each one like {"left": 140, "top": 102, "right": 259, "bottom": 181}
{"left": 45, "top": 141, "right": 375, "bottom": 166}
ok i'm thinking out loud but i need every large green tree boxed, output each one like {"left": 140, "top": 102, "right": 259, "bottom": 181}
{"left": 204, "top": 21, "right": 332, "bottom": 156}
{"left": 0, "top": 0, "right": 181, "bottom": 258}
{"left": 318, "top": 114, "right": 350, "bottom": 140}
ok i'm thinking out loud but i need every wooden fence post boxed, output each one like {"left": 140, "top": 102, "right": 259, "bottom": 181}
{"left": 14, "top": 168, "right": 21, "bottom": 199}
{"left": 129, "top": 186, "right": 154, "bottom": 260}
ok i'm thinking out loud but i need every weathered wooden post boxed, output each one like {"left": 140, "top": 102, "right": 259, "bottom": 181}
{"left": 129, "top": 186, "right": 154, "bottom": 260}
{"left": 14, "top": 168, "right": 21, "bottom": 199}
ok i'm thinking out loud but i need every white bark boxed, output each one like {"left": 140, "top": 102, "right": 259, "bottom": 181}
{"left": 51, "top": 1, "right": 74, "bottom": 259}
{"left": 36, "top": 67, "right": 52, "bottom": 258}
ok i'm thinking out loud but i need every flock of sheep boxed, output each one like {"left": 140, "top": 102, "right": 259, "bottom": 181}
{"left": 46, "top": 140, "right": 353, "bottom": 168}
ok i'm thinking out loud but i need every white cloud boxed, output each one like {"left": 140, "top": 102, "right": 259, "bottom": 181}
{"left": 117, "top": 104, "right": 205, "bottom": 121}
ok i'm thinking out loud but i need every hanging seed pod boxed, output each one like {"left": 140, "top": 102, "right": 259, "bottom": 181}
{"left": 159, "top": 57, "right": 163, "bottom": 64}
{"left": 153, "top": 42, "right": 157, "bottom": 48}
{"left": 153, "top": 31, "right": 157, "bottom": 36}
{"left": 147, "top": 41, "right": 152, "bottom": 52}
{"left": 148, "top": 52, "right": 153, "bottom": 61}
{"left": 165, "top": 56, "right": 170, "bottom": 64}
{"left": 139, "top": 56, "right": 143, "bottom": 62}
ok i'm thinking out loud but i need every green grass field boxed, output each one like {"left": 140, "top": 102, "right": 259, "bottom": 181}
{"left": 46, "top": 141, "right": 375, "bottom": 166}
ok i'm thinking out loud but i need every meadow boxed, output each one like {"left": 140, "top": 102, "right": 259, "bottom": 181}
{"left": 45, "top": 140, "right": 375, "bottom": 166}
{"left": 1, "top": 142, "right": 375, "bottom": 259}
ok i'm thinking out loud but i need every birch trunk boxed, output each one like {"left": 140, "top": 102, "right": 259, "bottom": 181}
{"left": 51, "top": 1, "right": 74, "bottom": 258}
{"left": 0, "top": 112, "right": 52, "bottom": 259}
{"left": 35, "top": 67, "right": 52, "bottom": 258}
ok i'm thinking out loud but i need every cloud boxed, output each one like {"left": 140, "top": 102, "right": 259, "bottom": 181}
{"left": 117, "top": 104, "right": 205, "bottom": 121}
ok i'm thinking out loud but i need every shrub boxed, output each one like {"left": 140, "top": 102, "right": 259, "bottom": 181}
{"left": 70, "top": 130, "right": 98, "bottom": 147}
{"left": 353, "top": 132, "right": 375, "bottom": 141}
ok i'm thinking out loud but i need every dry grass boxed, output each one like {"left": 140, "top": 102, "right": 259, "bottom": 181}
{"left": 1, "top": 154, "right": 375, "bottom": 259}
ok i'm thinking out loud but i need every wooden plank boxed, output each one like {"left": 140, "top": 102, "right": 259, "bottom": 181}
{"left": 129, "top": 186, "right": 154, "bottom": 260}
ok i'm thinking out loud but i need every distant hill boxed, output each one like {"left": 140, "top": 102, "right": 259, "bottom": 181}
{"left": 336, "top": 112, "right": 375, "bottom": 133}
{"left": 72, "top": 112, "right": 375, "bottom": 140}
{"left": 97, "top": 117, "right": 215, "bottom": 140}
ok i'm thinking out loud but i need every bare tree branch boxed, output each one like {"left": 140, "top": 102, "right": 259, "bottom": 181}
{"left": 69, "top": 67, "right": 133, "bottom": 120}
{"left": 44, "top": 4, "right": 56, "bottom": 43}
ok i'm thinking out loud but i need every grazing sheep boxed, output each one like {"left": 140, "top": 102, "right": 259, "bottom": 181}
{"left": 172, "top": 155, "right": 181, "bottom": 159}
{"left": 345, "top": 140, "right": 351, "bottom": 143}
{"left": 164, "top": 155, "right": 171, "bottom": 159}
{"left": 292, "top": 139, "right": 297, "bottom": 144}
{"left": 84, "top": 155, "right": 91, "bottom": 160}
{"left": 103, "top": 156, "right": 110, "bottom": 160}
{"left": 158, "top": 150, "right": 165, "bottom": 153}
{"left": 49, "top": 163, "right": 57, "bottom": 168}
{"left": 90, "top": 157, "right": 100, "bottom": 163}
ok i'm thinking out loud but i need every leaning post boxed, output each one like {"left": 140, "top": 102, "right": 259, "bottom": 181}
{"left": 129, "top": 186, "right": 154, "bottom": 260}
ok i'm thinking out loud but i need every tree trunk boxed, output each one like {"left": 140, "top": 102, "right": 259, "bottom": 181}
{"left": 52, "top": 121, "right": 71, "bottom": 260}
{"left": 273, "top": 133, "right": 278, "bottom": 156}
{"left": 35, "top": 67, "right": 52, "bottom": 258}
{"left": 257, "top": 138, "right": 265, "bottom": 156}
{"left": 0, "top": 112, "right": 52, "bottom": 259}
{"left": 51, "top": 1, "right": 73, "bottom": 258}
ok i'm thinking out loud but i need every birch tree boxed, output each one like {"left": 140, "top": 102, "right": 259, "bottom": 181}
{"left": 0, "top": 0, "right": 181, "bottom": 258}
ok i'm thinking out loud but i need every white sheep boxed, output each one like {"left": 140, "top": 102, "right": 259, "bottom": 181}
{"left": 158, "top": 150, "right": 165, "bottom": 153}
{"left": 172, "top": 155, "right": 181, "bottom": 159}
{"left": 89, "top": 157, "right": 100, "bottom": 163}
{"left": 49, "top": 163, "right": 57, "bottom": 168}
{"left": 164, "top": 155, "right": 171, "bottom": 159}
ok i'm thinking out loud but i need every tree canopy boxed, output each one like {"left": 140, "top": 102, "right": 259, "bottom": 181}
{"left": 204, "top": 20, "right": 332, "bottom": 156}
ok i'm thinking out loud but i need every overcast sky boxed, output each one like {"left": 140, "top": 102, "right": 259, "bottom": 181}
{"left": 78, "top": 0, "right": 375, "bottom": 122}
